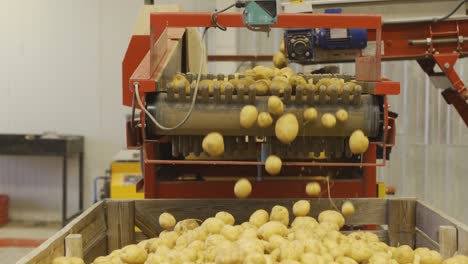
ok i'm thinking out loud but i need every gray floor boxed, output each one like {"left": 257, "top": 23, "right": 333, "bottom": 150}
{"left": 0, "top": 223, "right": 59, "bottom": 264}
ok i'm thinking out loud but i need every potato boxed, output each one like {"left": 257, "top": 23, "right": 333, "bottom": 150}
{"left": 255, "top": 79, "right": 271, "bottom": 95}
{"left": 292, "top": 200, "right": 310, "bottom": 217}
{"left": 300, "top": 252, "right": 323, "bottom": 264}
{"left": 270, "top": 205, "right": 290, "bottom": 226}
{"left": 202, "top": 217, "right": 225, "bottom": 234}
{"left": 159, "top": 231, "right": 180, "bottom": 249}
{"left": 341, "top": 201, "right": 355, "bottom": 216}
{"left": 318, "top": 210, "right": 345, "bottom": 228}
{"left": 234, "top": 178, "right": 252, "bottom": 199}
{"left": 240, "top": 105, "right": 259, "bottom": 129}
{"left": 273, "top": 75, "right": 289, "bottom": 83}
{"left": 265, "top": 155, "right": 282, "bottom": 175}
{"left": 346, "top": 240, "right": 372, "bottom": 262}
{"left": 336, "top": 109, "right": 349, "bottom": 122}
{"left": 240, "top": 228, "right": 258, "bottom": 240}
{"left": 268, "top": 96, "right": 284, "bottom": 115}
{"left": 202, "top": 132, "right": 224, "bottom": 157}
{"left": 273, "top": 51, "right": 287, "bottom": 69}
{"left": 120, "top": 244, "right": 148, "bottom": 264}
{"left": 369, "top": 252, "right": 392, "bottom": 264}
{"left": 159, "top": 212, "right": 176, "bottom": 230}
{"left": 258, "top": 112, "right": 274, "bottom": 128}
{"left": 303, "top": 108, "right": 318, "bottom": 122}
{"left": 237, "top": 238, "right": 265, "bottom": 255}
{"left": 241, "top": 221, "right": 258, "bottom": 230}
{"left": 414, "top": 248, "right": 442, "bottom": 264}
{"left": 280, "top": 67, "right": 295, "bottom": 79}
{"left": 289, "top": 75, "right": 307, "bottom": 88}
{"left": 267, "top": 234, "right": 287, "bottom": 252}
{"left": 305, "top": 182, "right": 321, "bottom": 197}
{"left": 393, "top": 245, "right": 414, "bottom": 264}
{"left": 443, "top": 255, "right": 468, "bottom": 264}
{"left": 174, "top": 219, "right": 200, "bottom": 234}
{"left": 249, "top": 209, "right": 270, "bottom": 227}
{"left": 321, "top": 113, "right": 337, "bottom": 128}
{"left": 53, "top": 257, "right": 85, "bottom": 264}
{"left": 220, "top": 224, "right": 242, "bottom": 241}
{"left": 291, "top": 216, "right": 318, "bottom": 230}
{"left": 205, "top": 234, "right": 226, "bottom": 248}
{"left": 275, "top": 113, "right": 299, "bottom": 144}
{"left": 349, "top": 129, "right": 369, "bottom": 154}
{"left": 336, "top": 256, "right": 359, "bottom": 264}
{"left": 258, "top": 221, "right": 288, "bottom": 240}
{"left": 199, "top": 79, "right": 215, "bottom": 95}
{"left": 171, "top": 73, "right": 190, "bottom": 94}
{"left": 253, "top": 65, "right": 275, "bottom": 80}
{"left": 216, "top": 211, "right": 235, "bottom": 225}
{"left": 279, "top": 240, "right": 304, "bottom": 261}
{"left": 215, "top": 242, "right": 243, "bottom": 264}
{"left": 244, "top": 252, "right": 267, "bottom": 264}
{"left": 280, "top": 39, "right": 286, "bottom": 54}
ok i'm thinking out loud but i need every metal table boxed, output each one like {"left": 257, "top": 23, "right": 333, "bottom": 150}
{"left": 0, "top": 134, "right": 84, "bottom": 226}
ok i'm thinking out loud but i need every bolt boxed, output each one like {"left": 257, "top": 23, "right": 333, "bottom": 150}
{"left": 305, "top": 52, "right": 310, "bottom": 56}
{"left": 291, "top": 53, "right": 296, "bottom": 58}
{"left": 444, "top": 62, "right": 450, "bottom": 69}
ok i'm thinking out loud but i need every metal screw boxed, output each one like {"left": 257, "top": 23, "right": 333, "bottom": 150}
{"left": 291, "top": 53, "right": 296, "bottom": 57}
{"left": 305, "top": 52, "right": 310, "bottom": 57}
{"left": 444, "top": 62, "right": 450, "bottom": 69}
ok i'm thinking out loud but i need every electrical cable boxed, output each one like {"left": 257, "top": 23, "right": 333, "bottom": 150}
{"left": 383, "top": 0, "right": 468, "bottom": 24}
{"left": 134, "top": 27, "right": 209, "bottom": 131}
{"left": 211, "top": 3, "right": 236, "bottom": 31}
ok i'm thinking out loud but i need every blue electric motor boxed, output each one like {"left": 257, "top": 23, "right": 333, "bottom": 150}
{"left": 317, "top": 8, "right": 368, "bottom": 50}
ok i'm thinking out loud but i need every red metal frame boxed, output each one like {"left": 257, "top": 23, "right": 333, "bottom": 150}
{"left": 123, "top": 12, "right": 401, "bottom": 199}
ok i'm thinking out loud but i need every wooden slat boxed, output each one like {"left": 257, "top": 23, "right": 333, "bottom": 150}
{"left": 65, "top": 234, "right": 83, "bottom": 258}
{"left": 135, "top": 205, "right": 159, "bottom": 238}
{"left": 106, "top": 200, "right": 135, "bottom": 252}
{"left": 415, "top": 228, "right": 439, "bottom": 251}
{"left": 135, "top": 232, "right": 149, "bottom": 243}
{"left": 416, "top": 201, "right": 468, "bottom": 255}
{"left": 135, "top": 198, "right": 388, "bottom": 234}
{"left": 439, "top": 225, "right": 457, "bottom": 259}
{"left": 84, "top": 233, "right": 107, "bottom": 264}
{"left": 387, "top": 198, "right": 416, "bottom": 247}
{"left": 17, "top": 202, "right": 106, "bottom": 264}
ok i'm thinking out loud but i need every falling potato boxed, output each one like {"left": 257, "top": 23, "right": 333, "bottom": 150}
{"left": 336, "top": 109, "right": 349, "bottom": 122}
{"left": 349, "top": 130, "right": 369, "bottom": 154}
{"left": 303, "top": 108, "right": 318, "bottom": 122}
{"left": 275, "top": 113, "right": 299, "bottom": 144}
{"left": 257, "top": 112, "right": 273, "bottom": 128}
{"left": 265, "top": 155, "right": 282, "bottom": 175}
{"left": 234, "top": 178, "right": 252, "bottom": 199}
{"left": 202, "top": 132, "right": 224, "bottom": 157}
{"left": 240, "top": 105, "right": 258, "bottom": 129}
{"left": 273, "top": 52, "right": 287, "bottom": 69}
{"left": 268, "top": 96, "right": 284, "bottom": 116}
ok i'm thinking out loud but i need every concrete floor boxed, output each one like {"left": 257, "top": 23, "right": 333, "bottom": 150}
{"left": 0, "top": 222, "right": 59, "bottom": 264}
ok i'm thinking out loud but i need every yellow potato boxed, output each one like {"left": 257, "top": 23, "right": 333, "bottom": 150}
{"left": 349, "top": 130, "right": 369, "bottom": 154}
{"left": 336, "top": 109, "right": 349, "bottom": 122}
{"left": 292, "top": 200, "right": 311, "bottom": 217}
{"left": 199, "top": 79, "right": 215, "bottom": 95}
{"left": 305, "top": 182, "right": 321, "bottom": 197}
{"left": 253, "top": 65, "right": 275, "bottom": 80}
{"left": 171, "top": 73, "right": 190, "bottom": 94}
{"left": 215, "top": 211, "right": 235, "bottom": 225}
{"left": 240, "top": 105, "right": 259, "bottom": 129}
{"left": 393, "top": 245, "right": 414, "bottom": 264}
{"left": 257, "top": 112, "right": 273, "bottom": 128}
{"left": 159, "top": 212, "right": 176, "bottom": 230}
{"left": 53, "top": 257, "right": 85, "bottom": 264}
{"left": 275, "top": 113, "right": 299, "bottom": 144}
{"left": 321, "top": 113, "right": 337, "bottom": 128}
{"left": 318, "top": 210, "right": 345, "bottom": 228}
{"left": 120, "top": 244, "right": 148, "bottom": 264}
{"left": 268, "top": 96, "right": 284, "bottom": 116}
{"left": 303, "top": 108, "right": 318, "bottom": 122}
{"left": 280, "top": 39, "right": 286, "bottom": 54}
{"left": 202, "top": 217, "right": 225, "bottom": 234}
{"left": 202, "top": 132, "right": 224, "bottom": 157}
{"left": 249, "top": 209, "right": 270, "bottom": 227}
{"left": 257, "top": 221, "right": 288, "bottom": 240}
{"left": 265, "top": 155, "right": 282, "bottom": 175}
{"left": 289, "top": 75, "right": 307, "bottom": 88}
{"left": 273, "top": 51, "right": 287, "bottom": 69}
{"left": 234, "top": 178, "right": 252, "bottom": 199}
{"left": 280, "top": 67, "right": 294, "bottom": 79}
{"left": 254, "top": 79, "right": 271, "bottom": 95}
{"left": 270, "top": 205, "right": 290, "bottom": 226}
{"left": 341, "top": 201, "right": 355, "bottom": 216}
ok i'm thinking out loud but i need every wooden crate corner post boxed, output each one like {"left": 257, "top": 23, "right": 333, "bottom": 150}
{"left": 387, "top": 198, "right": 416, "bottom": 247}
{"left": 439, "top": 225, "right": 457, "bottom": 259}
{"left": 106, "top": 200, "right": 136, "bottom": 252}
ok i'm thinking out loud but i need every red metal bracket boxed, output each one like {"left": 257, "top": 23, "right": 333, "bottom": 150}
{"left": 433, "top": 53, "right": 467, "bottom": 95}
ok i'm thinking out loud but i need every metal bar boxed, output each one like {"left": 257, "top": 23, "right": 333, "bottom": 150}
{"left": 409, "top": 37, "right": 468, "bottom": 45}
{"left": 144, "top": 159, "right": 386, "bottom": 167}
{"left": 208, "top": 55, "right": 273, "bottom": 61}
{"left": 62, "top": 154, "right": 68, "bottom": 227}
{"left": 79, "top": 152, "right": 83, "bottom": 211}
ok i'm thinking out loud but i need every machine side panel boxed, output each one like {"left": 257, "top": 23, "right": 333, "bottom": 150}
{"left": 122, "top": 35, "right": 150, "bottom": 107}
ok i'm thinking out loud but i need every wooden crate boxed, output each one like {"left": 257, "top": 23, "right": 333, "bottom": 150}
{"left": 18, "top": 198, "right": 468, "bottom": 264}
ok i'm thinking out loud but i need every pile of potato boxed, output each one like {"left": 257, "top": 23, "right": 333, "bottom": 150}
{"left": 64, "top": 200, "right": 468, "bottom": 264}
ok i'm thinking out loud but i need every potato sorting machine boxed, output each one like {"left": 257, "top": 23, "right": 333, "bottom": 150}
{"left": 122, "top": 3, "right": 468, "bottom": 199}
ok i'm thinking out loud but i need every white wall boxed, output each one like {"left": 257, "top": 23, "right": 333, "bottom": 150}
{"left": 0, "top": 0, "right": 141, "bottom": 210}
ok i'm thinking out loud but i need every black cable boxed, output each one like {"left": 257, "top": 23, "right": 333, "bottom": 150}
{"left": 434, "top": 0, "right": 468, "bottom": 22}
{"left": 211, "top": 3, "right": 236, "bottom": 31}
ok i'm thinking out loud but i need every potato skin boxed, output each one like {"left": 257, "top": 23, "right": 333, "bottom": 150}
{"left": 202, "top": 132, "right": 224, "bottom": 157}
{"left": 234, "top": 178, "right": 252, "bottom": 199}
{"left": 292, "top": 200, "right": 311, "bottom": 217}
{"left": 270, "top": 205, "right": 290, "bottom": 226}
{"left": 159, "top": 212, "right": 176, "bottom": 230}
{"left": 275, "top": 113, "right": 299, "bottom": 144}
{"left": 305, "top": 182, "right": 321, "bottom": 197}
{"left": 249, "top": 209, "right": 270, "bottom": 227}
{"left": 265, "top": 155, "right": 282, "bottom": 175}
{"left": 240, "top": 105, "right": 259, "bottom": 129}
{"left": 268, "top": 96, "right": 284, "bottom": 116}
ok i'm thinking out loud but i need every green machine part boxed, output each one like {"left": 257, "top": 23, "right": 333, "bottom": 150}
{"left": 243, "top": 0, "right": 278, "bottom": 27}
